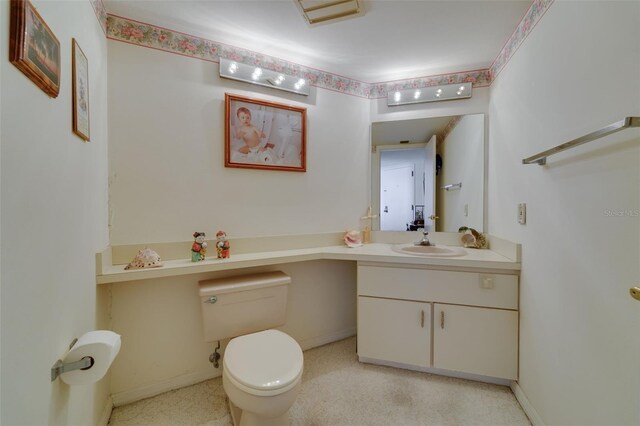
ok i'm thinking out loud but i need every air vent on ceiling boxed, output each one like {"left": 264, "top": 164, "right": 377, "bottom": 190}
{"left": 295, "top": 0, "right": 362, "bottom": 25}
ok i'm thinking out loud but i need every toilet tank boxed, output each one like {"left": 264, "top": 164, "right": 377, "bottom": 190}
{"left": 198, "top": 271, "right": 290, "bottom": 342}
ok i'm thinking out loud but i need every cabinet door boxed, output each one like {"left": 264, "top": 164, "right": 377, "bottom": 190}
{"left": 433, "top": 304, "right": 518, "bottom": 380}
{"left": 358, "top": 296, "right": 431, "bottom": 367}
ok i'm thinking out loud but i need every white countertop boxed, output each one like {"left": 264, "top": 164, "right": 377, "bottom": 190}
{"left": 97, "top": 243, "right": 520, "bottom": 284}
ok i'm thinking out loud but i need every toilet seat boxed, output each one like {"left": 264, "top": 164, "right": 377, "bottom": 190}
{"left": 224, "top": 329, "right": 303, "bottom": 397}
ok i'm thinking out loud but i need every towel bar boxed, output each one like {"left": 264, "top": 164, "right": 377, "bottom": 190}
{"left": 522, "top": 116, "right": 639, "bottom": 165}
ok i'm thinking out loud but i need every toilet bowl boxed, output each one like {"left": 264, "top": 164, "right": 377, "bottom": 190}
{"left": 223, "top": 329, "right": 303, "bottom": 426}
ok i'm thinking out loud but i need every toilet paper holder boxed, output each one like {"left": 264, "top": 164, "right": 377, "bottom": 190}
{"left": 50, "top": 338, "right": 95, "bottom": 382}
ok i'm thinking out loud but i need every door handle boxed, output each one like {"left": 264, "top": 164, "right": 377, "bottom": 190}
{"left": 440, "top": 311, "right": 445, "bottom": 329}
{"left": 384, "top": 206, "right": 389, "bottom": 213}
{"left": 420, "top": 310, "right": 425, "bottom": 328}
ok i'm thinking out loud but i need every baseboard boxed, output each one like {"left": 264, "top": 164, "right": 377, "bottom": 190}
{"left": 111, "top": 369, "right": 222, "bottom": 407}
{"left": 296, "top": 326, "right": 357, "bottom": 351}
{"left": 98, "top": 396, "right": 113, "bottom": 426}
{"left": 110, "top": 329, "right": 355, "bottom": 407}
{"left": 358, "top": 356, "right": 511, "bottom": 386}
{"left": 511, "top": 381, "right": 545, "bottom": 426}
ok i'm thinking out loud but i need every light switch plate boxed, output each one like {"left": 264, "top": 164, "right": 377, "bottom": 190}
{"left": 518, "top": 203, "right": 526, "bottom": 224}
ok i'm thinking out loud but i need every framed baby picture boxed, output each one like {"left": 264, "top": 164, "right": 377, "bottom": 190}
{"left": 9, "top": 0, "right": 61, "bottom": 98}
{"left": 72, "top": 39, "right": 90, "bottom": 141}
{"left": 224, "top": 93, "right": 307, "bottom": 172}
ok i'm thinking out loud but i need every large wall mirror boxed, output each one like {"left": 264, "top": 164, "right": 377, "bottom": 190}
{"left": 370, "top": 114, "right": 486, "bottom": 233}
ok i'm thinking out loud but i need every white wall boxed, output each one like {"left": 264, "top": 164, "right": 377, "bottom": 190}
{"left": 0, "top": 1, "right": 110, "bottom": 424}
{"left": 108, "top": 260, "right": 356, "bottom": 402}
{"left": 439, "top": 114, "right": 484, "bottom": 232}
{"left": 106, "top": 40, "right": 365, "bottom": 399}
{"left": 108, "top": 41, "right": 370, "bottom": 245}
{"left": 488, "top": 2, "right": 640, "bottom": 425}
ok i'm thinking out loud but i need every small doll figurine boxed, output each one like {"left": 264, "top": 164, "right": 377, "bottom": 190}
{"left": 215, "top": 231, "right": 230, "bottom": 259}
{"left": 191, "top": 232, "right": 208, "bottom": 262}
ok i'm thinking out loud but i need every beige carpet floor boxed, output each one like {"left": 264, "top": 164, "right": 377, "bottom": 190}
{"left": 109, "top": 337, "right": 531, "bottom": 426}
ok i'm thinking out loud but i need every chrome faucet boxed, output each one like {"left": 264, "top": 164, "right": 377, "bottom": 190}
{"left": 415, "top": 228, "right": 434, "bottom": 246}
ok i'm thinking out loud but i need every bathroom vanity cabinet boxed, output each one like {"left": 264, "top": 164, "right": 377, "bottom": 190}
{"left": 96, "top": 235, "right": 521, "bottom": 406}
{"left": 357, "top": 263, "right": 519, "bottom": 381}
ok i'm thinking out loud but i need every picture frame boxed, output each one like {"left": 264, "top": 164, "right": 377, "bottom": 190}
{"left": 225, "top": 93, "right": 307, "bottom": 172}
{"left": 72, "top": 39, "right": 90, "bottom": 141}
{"left": 9, "top": 0, "right": 60, "bottom": 98}
{"left": 414, "top": 205, "right": 424, "bottom": 221}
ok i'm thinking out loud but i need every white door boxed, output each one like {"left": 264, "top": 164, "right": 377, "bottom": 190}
{"left": 424, "top": 135, "right": 436, "bottom": 230}
{"left": 358, "top": 296, "right": 431, "bottom": 367}
{"left": 380, "top": 164, "right": 414, "bottom": 231}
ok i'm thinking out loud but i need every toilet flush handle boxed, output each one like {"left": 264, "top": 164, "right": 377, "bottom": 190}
{"left": 204, "top": 296, "right": 218, "bottom": 304}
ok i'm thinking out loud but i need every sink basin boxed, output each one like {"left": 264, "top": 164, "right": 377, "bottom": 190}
{"left": 392, "top": 244, "right": 467, "bottom": 258}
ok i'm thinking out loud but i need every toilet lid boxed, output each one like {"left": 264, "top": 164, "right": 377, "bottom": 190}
{"left": 224, "top": 330, "right": 303, "bottom": 393}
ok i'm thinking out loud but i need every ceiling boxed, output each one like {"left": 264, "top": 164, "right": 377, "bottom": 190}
{"left": 105, "top": 0, "right": 532, "bottom": 83}
{"left": 372, "top": 115, "right": 453, "bottom": 146}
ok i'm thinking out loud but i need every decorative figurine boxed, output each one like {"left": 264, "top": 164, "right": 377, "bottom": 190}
{"left": 458, "top": 226, "right": 488, "bottom": 249}
{"left": 191, "top": 232, "right": 208, "bottom": 262}
{"left": 344, "top": 230, "right": 363, "bottom": 248}
{"left": 216, "top": 231, "right": 230, "bottom": 258}
{"left": 124, "top": 248, "right": 163, "bottom": 270}
{"left": 360, "top": 206, "right": 377, "bottom": 244}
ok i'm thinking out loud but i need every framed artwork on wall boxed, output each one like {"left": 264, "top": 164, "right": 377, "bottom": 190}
{"left": 72, "top": 39, "right": 90, "bottom": 141}
{"left": 224, "top": 93, "right": 307, "bottom": 172}
{"left": 9, "top": 0, "right": 61, "bottom": 98}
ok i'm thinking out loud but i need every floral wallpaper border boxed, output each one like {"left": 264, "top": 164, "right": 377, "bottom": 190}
{"left": 106, "top": 0, "right": 554, "bottom": 98}
{"left": 90, "top": 0, "right": 107, "bottom": 35}
{"left": 490, "top": 0, "right": 555, "bottom": 80}
{"left": 439, "top": 115, "right": 463, "bottom": 143}
{"left": 107, "top": 15, "right": 375, "bottom": 98}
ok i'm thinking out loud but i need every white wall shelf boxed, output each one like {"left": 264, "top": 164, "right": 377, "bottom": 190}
{"left": 97, "top": 236, "right": 521, "bottom": 285}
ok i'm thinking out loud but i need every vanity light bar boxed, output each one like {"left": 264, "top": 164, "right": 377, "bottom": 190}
{"left": 387, "top": 82, "right": 472, "bottom": 107}
{"left": 219, "top": 58, "right": 310, "bottom": 96}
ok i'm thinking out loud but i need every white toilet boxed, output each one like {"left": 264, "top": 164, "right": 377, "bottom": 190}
{"left": 199, "top": 271, "right": 303, "bottom": 426}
